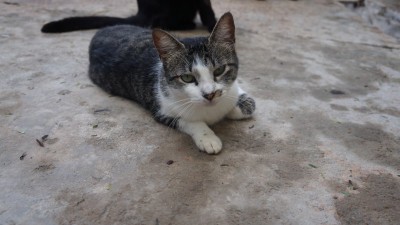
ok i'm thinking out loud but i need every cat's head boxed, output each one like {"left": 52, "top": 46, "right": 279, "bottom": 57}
{"left": 152, "top": 12, "right": 238, "bottom": 105}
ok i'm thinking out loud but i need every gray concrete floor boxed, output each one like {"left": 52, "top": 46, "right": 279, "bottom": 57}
{"left": 1, "top": 0, "right": 400, "bottom": 224}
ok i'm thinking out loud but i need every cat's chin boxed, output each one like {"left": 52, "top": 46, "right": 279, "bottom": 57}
{"left": 202, "top": 99, "right": 219, "bottom": 106}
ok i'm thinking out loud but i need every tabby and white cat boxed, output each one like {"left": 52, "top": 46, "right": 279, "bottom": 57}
{"left": 89, "top": 12, "right": 255, "bottom": 154}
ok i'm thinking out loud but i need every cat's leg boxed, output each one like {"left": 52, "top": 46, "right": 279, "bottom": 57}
{"left": 226, "top": 87, "right": 256, "bottom": 120}
{"left": 178, "top": 120, "right": 222, "bottom": 154}
{"left": 154, "top": 114, "right": 222, "bottom": 154}
{"left": 153, "top": 16, "right": 196, "bottom": 31}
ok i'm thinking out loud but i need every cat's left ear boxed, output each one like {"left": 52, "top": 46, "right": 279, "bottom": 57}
{"left": 152, "top": 29, "right": 185, "bottom": 60}
{"left": 209, "top": 12, "right": 235, "bottom": 45}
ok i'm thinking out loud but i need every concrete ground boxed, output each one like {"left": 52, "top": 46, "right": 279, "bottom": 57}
{"left": 1, "top": 0, "right": 400, "bottom": 224}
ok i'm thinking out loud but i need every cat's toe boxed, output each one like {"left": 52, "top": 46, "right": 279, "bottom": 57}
{"left": 194, "top": 135, "right": 222, "bottom": 154}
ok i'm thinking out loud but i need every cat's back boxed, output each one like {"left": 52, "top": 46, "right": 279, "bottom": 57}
{"left": 89, "top": 25, "right": 160, "bottom": 102}
{"left": 89, "top": 25, "right": 155, "bottom": 59}
{"left": 89, "top": 24, "right": 159, "bottom": 79}
{"left": 91, "top": 25, "right": 149, "bottom": 42}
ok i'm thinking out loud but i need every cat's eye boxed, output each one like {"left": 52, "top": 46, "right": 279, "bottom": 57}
{"left": 213, "top": 65, "right": 226, "bottom": 77}
{"left": 180, "top": 74, "right": 196, "bottom": 83}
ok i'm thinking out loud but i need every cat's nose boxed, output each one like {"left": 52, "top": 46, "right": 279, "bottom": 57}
{"left": 203, "top": 92, "right": 216, "bottom": 101}
{"left": 202, "top": 90, "right": 222, "bottom": 101}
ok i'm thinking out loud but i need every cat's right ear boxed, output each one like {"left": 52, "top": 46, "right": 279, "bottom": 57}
{"left": 152, "top": 29, "right": 185, "bottom": 60}
{"left": 209, "top": 12, "right": 235, "bottom": 45}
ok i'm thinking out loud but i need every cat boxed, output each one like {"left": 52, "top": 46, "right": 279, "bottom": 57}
{"left": 89, "top": 12, "right": 256, "bottom": 154}
{"left": 41, "top": 0, "right": 217, "bottom": 33}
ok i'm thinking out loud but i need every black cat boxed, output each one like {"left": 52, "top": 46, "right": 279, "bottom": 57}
{"left": 41, "top": 0, "right": 217, "bottom": 33}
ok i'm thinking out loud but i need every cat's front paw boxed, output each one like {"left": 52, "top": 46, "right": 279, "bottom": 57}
{"left": 193, "top": 134, "right": 222, "bottom": 154}
{"left": 227, "top": 94, "right": 256, "bottom": 120}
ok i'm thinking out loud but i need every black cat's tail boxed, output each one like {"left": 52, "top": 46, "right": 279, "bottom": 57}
{"left": 41, "top": 16, "right": 145, "bottom": 33}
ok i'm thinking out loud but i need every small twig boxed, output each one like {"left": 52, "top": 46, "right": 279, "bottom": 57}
{"left": 4, "top": 1, "right": 20, "bottom": 6}
{"left": 36, "top": 139, "right": 44, "bottom": 147}
{"left": 20, "top": 153, "right": 27, "bottom": 160}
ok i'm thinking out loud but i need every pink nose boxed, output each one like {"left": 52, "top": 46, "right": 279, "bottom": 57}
{"left": 203, "top": 92, "right": 215, "bottom": 101}
{"left": 202, "top": 90, "right": 222, "bottom": 101}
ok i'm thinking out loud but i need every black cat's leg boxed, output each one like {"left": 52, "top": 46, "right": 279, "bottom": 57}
{"left": 127, "top": 15, "right": 152, "bottom": 27}
{"left": 227, "top": 89, "right": 256, "bottom": 120}
{"left": 172, "top": 21, "right": 196, "bottom": 31}
{"left": 197, "top": 0, "right": 217, "bottom": 32}
{"left": 152, "top": 16, "right": 196, "bottom": 31}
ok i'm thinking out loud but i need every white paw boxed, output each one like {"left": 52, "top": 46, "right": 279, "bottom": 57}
{"left": 193, "top": 134, "right": 222, "bottom": 154}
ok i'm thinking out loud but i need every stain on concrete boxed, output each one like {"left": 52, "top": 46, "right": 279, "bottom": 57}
{"left": 330, "top": 122, "right": 400, "bottom": 168}
{"left": 0, "top": 91, "right": 21, "bottom": 116}
{"left": 330, "top": 104, "right": 349, "bottom": 111}
{"left": 54, "top": 116, "right": 320, "bottom": 224}
{"left": 227, "top": 207, "right": 273, "bottom": 225}
{"left": 311, "top": 88, "right": 350, "bottom": 102}
{"left": 290, "top": 111, "right": 400, "bottom": 169}
{"left": 334, "top": 173, "right": 400, "bottom": 225}
{"left": 34, "top": 163, "right": 55, "bottom": 172}
{"left": 353, "top": 105, "right": 400, "bottom": 117}
{"left": 46, "top": 137, "right": 59, "bottom": 145}
{"left": 56, "top": 153, "right": 216, "bottom": 224}
{"left": 58, "top": 90, "right": 71, "bottom": 95}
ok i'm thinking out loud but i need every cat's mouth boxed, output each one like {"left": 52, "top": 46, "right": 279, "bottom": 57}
{"left": 202, "top": 97, "right": 220, "bottom": 106}
{"left": 200, "top": 90, "right": 223, "bottom": 106}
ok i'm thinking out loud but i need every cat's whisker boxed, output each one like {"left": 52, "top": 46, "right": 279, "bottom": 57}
{"left": 165, "top": 98, "right": 191, "bottom": 106}
{"left": 174, "top": 101, "right": 193, "bottom": 122}
{"left": 166, "top": 101, "right": 192, "bottom": 121}
{"left": 164, "top": 98, "right": 191, "bottom": 110}
{"left": 165, "top": 101, "right": 194, "bottom": 135}
{"left": 183, "top": 104, "right": 195, "bottom": 122}
{"left": 165, "top": 100, "right": 192, "bottom": 126}
{"left": 166, "top": 101, "right": 193, "bottom": 119}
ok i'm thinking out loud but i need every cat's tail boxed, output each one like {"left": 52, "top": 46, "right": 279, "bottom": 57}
{"left": 41, "top": 16, "right": 146, "bottom": 33}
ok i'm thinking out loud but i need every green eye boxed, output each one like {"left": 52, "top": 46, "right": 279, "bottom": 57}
{"left": 180, "top": 74, "right": 196, "bottom": 83}
{"left": 214, "top": 65, "right": 226, "bottom": 77}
